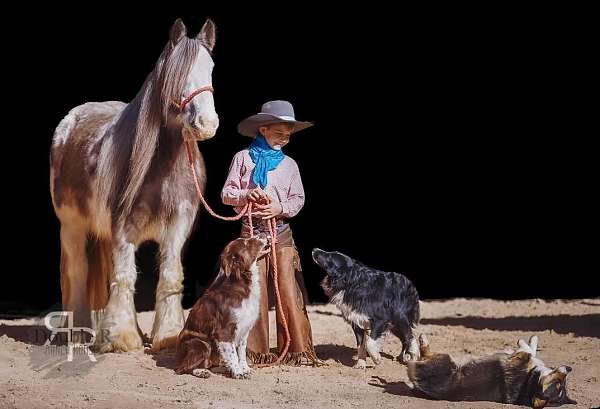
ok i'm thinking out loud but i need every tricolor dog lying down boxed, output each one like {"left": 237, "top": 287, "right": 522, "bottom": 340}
{"left": 175, "top": 235, "right": 269, "bottom": 379}
{"left": 408, "top": 334, "right": 577, "bottom": 408}
{"left": 312, "top": 248, "right": 421, "bottom": 368}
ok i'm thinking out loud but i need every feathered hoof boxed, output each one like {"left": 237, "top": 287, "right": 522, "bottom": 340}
{"left": 93, "top": 328, "right": 143, "bottom": 353}
{"left": 149, "top": 334, "right": 178, "bottom": 353}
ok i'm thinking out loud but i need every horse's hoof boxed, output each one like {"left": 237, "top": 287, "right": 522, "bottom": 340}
{"left": 93, "top": 328, "right": 143, "bottom": 353}
{"left": 150, "top": 320, "right": 183, "bottom": 352}
{"left": 149, "top": 334, "right": 178, "bottom": 352}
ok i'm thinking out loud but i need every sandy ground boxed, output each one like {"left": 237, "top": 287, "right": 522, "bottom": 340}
{"left": 1, "top": 299, "right": 599, "bottom": 409}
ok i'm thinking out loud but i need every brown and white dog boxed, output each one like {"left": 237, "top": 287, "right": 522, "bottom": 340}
{"left": 175, "top": 235, "right": 268, "bottom": 379}
{"left": 408, "top": 334, "right": 577, "bottom": 408}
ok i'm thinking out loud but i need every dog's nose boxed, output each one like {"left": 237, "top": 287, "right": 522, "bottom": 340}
{"left": 256, "top": 233, "right": 270, "bottom": 246}
{"left": 312, "top": 248, "right": 323, "bottom": 262}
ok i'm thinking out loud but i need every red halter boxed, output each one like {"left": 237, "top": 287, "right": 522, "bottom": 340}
{"left": 172, "top": 85, "right": 214, "bottom": 111}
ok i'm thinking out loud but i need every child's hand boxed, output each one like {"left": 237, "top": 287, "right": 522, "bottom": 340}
{"left": 247, "top": 188, "right": 270, "bottom": 204}
{"left": 254, "top": 201, "right": 283, "bottom": 220}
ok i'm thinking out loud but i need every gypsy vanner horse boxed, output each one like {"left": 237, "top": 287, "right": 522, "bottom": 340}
{"left": 50, "top": 18, "right": 217, "bottom": 352}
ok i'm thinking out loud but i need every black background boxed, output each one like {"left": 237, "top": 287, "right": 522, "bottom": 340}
{"left": 1, "top": 8, "right": 596, "bottom": 314}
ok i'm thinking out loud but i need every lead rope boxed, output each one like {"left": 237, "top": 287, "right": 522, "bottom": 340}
{"left": 185, "top": 141, "right": 290, "bottom": 367}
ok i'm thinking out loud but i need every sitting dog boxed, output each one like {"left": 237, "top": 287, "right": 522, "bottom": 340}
{"left": 408, "top": 334, "right": 577, "bottom": 408}
{"left": 175, "top": 235, "right": 268, "bottom": 379}
{"left": 312, "top": 248, "right": 420, "bottom": 368}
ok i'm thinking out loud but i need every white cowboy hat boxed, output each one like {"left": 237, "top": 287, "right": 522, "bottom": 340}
{"left": 237, "top": 100, "right": 314, "bottom": 137}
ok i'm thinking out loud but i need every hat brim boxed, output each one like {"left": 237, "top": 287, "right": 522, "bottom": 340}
{"left": 237, "top": 113, "right": 313, "bottom": 137}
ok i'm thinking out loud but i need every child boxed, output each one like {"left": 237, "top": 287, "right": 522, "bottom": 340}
{"left": 221, "top": 100, "right": 322, "bottom": 366}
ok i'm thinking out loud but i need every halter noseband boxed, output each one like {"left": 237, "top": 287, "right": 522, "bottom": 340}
{"left": 171, "top": 85, "right": 214, "bottom": 111}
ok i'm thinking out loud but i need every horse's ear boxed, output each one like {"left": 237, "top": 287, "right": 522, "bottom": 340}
{"left": 197, "top": 18, "right": 216, "bottom": 52}
{"left": 170, "top": 18, "right": 187, "bottom": 45}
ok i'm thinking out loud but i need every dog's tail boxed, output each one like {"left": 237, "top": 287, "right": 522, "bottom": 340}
{"left": 174, "top": 329, "right": 213, "bottom": 375}
{"left": 407, "top": 354, "right": 459, "bottom": 400}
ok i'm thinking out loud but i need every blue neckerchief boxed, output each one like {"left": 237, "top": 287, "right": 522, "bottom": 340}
{"left": 248, "top": 134, "right": 285, "bottom": 188}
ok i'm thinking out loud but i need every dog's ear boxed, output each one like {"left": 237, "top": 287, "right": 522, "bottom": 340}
{"left": 238, "top": 246, "right": 257, "bottom": 273}
{"left": 221, "top": 253, "right": 244, "bottom": 279}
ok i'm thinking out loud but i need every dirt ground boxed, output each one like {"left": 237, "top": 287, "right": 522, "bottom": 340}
{"left": 1, "top": 298, "right": 599, "bottom": 409}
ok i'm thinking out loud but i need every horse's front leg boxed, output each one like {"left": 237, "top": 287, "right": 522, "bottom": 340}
{"left": 151, "top": 209, "right": 192, "bottom": 351}
{"left": 94, "top": 233, "right": 142, "bottom": 352}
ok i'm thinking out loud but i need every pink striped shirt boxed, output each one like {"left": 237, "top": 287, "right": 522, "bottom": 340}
{"left": 221, "top": 149, "right": 305, "bottom": 218}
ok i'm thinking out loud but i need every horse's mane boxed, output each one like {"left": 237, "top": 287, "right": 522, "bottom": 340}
{"left": 106, "top": 36, "right": 203, "bottom": 220}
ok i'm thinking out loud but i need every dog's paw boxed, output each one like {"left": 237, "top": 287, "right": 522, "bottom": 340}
{"left": 353, "top": 358, "right": 367, "bottom": 369}
{"left": 240, "top": 366, "right": 253, "bottom": 377}
{"left": 370, "top": 354, "right": 382, "bottom": 366}
{"left": 401, "top": 352, "right": 419, "bottom": 364}
{"left": 528, "top": 335, "right": 539, "bottom": 355}
{"left": 231, "top": 371, "right": 252, "bottom": 380}
{"left": 192, "top": 369, "right": 211, "bottom": 379}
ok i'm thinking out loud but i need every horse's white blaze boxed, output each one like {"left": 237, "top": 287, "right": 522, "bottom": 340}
{"left": 183, "top": 47, "right": 218, "bottom": 140}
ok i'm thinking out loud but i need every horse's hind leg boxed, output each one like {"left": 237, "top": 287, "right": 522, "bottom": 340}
{"left": 95, "top": 234, "right": 142, "bottom": 352}
{"left": 60, "top": 222, "right": 91, "bottom": 331}
{"left": 151, "top": 211, "right": 191, "bottom": 351}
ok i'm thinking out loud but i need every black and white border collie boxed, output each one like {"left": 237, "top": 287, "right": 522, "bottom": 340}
{"left": 312, "top": 248, "right": 421, "bottom": 368}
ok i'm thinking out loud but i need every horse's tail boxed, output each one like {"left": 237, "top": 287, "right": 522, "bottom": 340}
{"left": 86, "top": 236, "right": 112, "bottom": 320}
